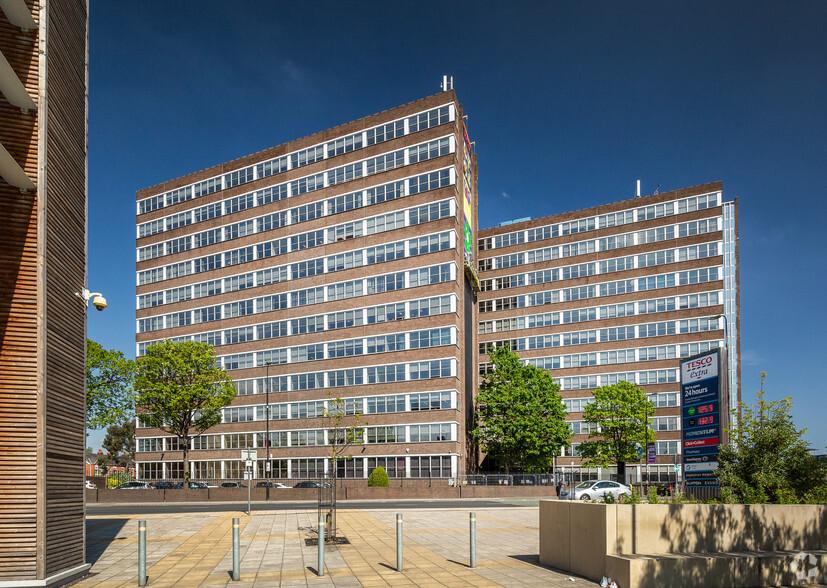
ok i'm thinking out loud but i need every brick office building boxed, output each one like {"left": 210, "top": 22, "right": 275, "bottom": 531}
{"left": 134, "top": 88, "right": 740, "bottom": 485}
{"left": 476, "top": 182, "right": 739, "bottom": 483}
{"left": 134, "top": 89, "right": 479, "bottom": 482}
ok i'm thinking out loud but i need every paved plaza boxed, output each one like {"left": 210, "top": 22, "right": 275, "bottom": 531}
{"left": 79, "top": 504, "right": 590, "bottom": 587}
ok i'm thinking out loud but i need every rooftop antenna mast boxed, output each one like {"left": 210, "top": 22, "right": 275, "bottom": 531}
{"left": 441, "top": 75, "right": 454, "bottom": 91}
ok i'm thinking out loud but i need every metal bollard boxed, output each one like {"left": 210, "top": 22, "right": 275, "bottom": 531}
{"left": 232, "top": 518, "right": 240, "bottom": 581}
{"left": 138, "top": 520, "right": 147, "bottom": 587}
{"left": 396, "top": 513, "right": 403, "bottom": 572}
{"left": 470, "top": 512, "right": 476, "bottom": 568}
{"left": 317, "top": 516, "right": 325, "bottom": 576}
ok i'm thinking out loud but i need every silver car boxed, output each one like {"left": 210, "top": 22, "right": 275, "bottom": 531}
{"left": 114, "top": 481, "right": 154, "bottom": 489}
{"left": 560, "top": 480, "right": 632, "bottom": 501}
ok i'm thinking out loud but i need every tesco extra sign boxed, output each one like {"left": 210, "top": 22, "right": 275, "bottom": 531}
{"left": 681, "top": 352, "right": 718, "bottom": 383}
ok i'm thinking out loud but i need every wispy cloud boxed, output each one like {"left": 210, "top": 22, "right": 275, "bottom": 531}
{"left": 739, "top": 348, "right": 765, "bottom": 367}
{"left": 501, "top": 191, "right": 510, "bottom": 199}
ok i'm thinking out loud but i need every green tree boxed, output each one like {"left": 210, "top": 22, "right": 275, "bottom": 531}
{"left": 578, "top": 380, "right": 655, "bottom": 484}
{"left": 319, "top": 394, "right": 366, "bottom": 540}
{"left": 368, "top": 466, "right": 390, "bottom": 487}
{"left": 472, "top": 346, "right": 570, "bottom": 473}
{"left": 86, "top": 339, "right": 136, "bottom": 429}
{"left": 134, "top": 340, "right": 236, "bottom": 480}
{"left": 102, "top": 421, "right": 136, "bottom": 470}
{"left": 719, "top": 374, "right": 827, "bottom": 503}
{"left": 321, "top": 394, "right": 366, "bottom": 480}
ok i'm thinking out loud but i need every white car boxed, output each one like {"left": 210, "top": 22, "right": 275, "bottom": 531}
{"left": 85, "top": 481, "right": 95, "bottom": 489}
{"left": 560, "top": 480, "right": 632, "bottom": 501}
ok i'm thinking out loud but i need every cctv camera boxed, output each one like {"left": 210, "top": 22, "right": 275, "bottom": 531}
{"left": 91, "top": 295, "right": 107, "bottom": 311}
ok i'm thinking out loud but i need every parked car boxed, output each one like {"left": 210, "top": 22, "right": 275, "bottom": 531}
{"left": 152, "top": 481, "right": 175, "bottom": 490}
{"left": 114, "top": 481, "right": 154, "bottom": 490}
{"left": 255, "top": 481, "right": 290, "bottom": 488}
{"left": 656, "top": 482, "right": 676, "bottom": 496}
{"left": 294, "top": 481, "right": 331, "bottom": 488}
{"left": 84, "top": 480, "right": 95, "bottom": 489}
{"left": 220, "top": 482, "right": 246, "bottom": 488}
{"left": 172, "top": 481, "right": 216, "bottom": 489}
{"left": 559, "top": 480, "right": 632, "bottom": 501}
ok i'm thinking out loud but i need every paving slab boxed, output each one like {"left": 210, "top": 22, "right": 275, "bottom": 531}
{"left": 75, "top": 505, "right": 598, "bottom": 587}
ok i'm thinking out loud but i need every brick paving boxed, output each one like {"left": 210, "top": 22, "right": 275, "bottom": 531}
{"left": 79, "top": 505, "right": 591, "bottom": 587}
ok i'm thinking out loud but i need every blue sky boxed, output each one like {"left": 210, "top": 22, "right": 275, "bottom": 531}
{"left": 86, "top": 1, "right": 827, "bottom": 451}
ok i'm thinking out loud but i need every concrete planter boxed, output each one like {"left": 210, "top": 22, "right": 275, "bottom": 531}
{"left": 539, "top": 500, "right": 827, "bottom": 588}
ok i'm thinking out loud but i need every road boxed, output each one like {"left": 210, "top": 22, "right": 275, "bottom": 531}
{"left": 87, "top": 496, "right": 546, "bottom": 516}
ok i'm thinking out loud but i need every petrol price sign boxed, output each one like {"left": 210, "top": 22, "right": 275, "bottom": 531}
{"left": 680, "top": 350, "right": 727, "bottom": 488}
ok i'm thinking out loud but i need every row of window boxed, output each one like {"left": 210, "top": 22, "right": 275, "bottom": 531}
{"left": 555, "top": 368, "right": 679, "bottom": 391}
{"left": 138, "top": 135, "right": 453, "bottom": 240}
{"left": 137, "top": 262, "right": 455, "bottom": 346}
{"left": 204, "top": 391, "right": 456, "bottom": 423}
{"left": 138, "top": 174, "right": 453, "bottom": 264}
{"left": 564, "top": 391, "right": 679, "bottom": 413}
{"left": 138, "top": 104, "right": 453, "bottom": 215}
{"left": 478, "top": 267, "right": 722, "bottom": 313}
{"left": 223, "top": 359, "right": 454, "bottom": 397}
{"left": 479, "top": 217, "right": 720, "bottom": 272}
{"left": 566, "top": 441, "right": 680, "bottom": 456}
{"left": 214, "top": 326, "right": 455, "bottom": 371}
{"left": 137, "top": 454, "right": 454, "bottom": 480}
{"left": 479, "top": 316, "right": 721, "bottom": 356}
{"left": 478, "top": 192, "right": 720, "bottom": 252}
{"left": 481, "top": 340, "right": 720, "bottom": 376}
{"left": 141, "top": 295, "right": 454, "bottom": 354}
{"left": 137, "top": 422, "right": 456, "bottom": 453}
{"left": 480, "top": 241, "right": 719, "bottom": 292}
{"left": 479, "top": 291, "right": 721, "bottom": 334}
{"left": 137, "top": 213, "right": 454, "bottom": 289}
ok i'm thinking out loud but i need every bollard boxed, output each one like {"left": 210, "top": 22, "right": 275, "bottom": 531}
{"left": 470, "top": 512, "right": 476, "bottom": 568}
{"left": 138, "top": 520, "right": 147, "bottom": 587}
{"left": 232, "top": 518, "right": 240, "bottom": 581}
{"left": 396, "top": 513, "right": 403, "bottom": 572}
{"left": 317, "top": 516, "right": 325, "bottom": 576}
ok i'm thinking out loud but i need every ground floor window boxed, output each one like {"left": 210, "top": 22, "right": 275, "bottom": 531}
{"left": 409, "top": 455, "right": 451, "bottom": 478}
{"left": 367, "top": 457, "right": 405, "bottom": 478}
{"left": 136, "top": 454, "right": 455, "bottom": 480}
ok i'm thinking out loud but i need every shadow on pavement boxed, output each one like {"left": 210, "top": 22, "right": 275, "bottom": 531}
{"left": 85, "top": 518, "right": 129, "bottom": 566}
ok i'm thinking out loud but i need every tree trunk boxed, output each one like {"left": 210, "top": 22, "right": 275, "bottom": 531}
{"left": 182, "top": 434, "right": 190, "bottom": 482}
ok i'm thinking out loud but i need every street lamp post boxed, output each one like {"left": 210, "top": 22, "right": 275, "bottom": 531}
{"left": 265, "top": 361, "right": 272, "bottom": 481}
{"left": 645, "top": 399, "right": 650, "bottom": 487}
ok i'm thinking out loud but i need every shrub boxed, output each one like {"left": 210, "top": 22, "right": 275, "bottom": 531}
{"left": 368, "top": 466, "right": 390, "bottom": 487}
{"left": 624, "top": 487, "right": 642, "bottom": 504}
{"left": 646, "top": 485, "right": 660, "bottom": 504}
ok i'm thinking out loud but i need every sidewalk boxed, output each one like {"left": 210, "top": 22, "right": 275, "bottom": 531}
{"left": 80, "top": 505, "right": 590, "bottom": 587}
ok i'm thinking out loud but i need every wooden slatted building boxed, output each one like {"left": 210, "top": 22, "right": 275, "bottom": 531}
{"left": 0, "top": 1, "right": 90, "bottom": 585}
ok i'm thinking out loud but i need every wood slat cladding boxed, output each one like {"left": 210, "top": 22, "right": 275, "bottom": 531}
{"left": 0, "top": 0, "right": 89, "bottom": 583}
{"left": 42, "top": 0, "right": 88, "bottom": 579}
{"left": 0, "top": 0, "right": 42, "bottom": 578}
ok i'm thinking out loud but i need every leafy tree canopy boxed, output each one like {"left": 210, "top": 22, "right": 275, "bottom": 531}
{"left": 86, "top": 339, "right": 136, "bottom": 429}
{"left": 134, "top": 340, "right": 236, "bottom": 479}
{"left": 578, "top": 380, "right": 656, "bottom": 480}
{"left": 102, "top": 421, "right": 136, "bottom": 468}
{"left": 472, "top": 346, "right": 570, "bottom": 473}
{"left": 719, "top": 374, "right": 827, "bottom": 504}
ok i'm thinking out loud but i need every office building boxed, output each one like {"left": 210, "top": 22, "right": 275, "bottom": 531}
{"left": 135, "top": 89, "right": 478, "bottom": 481}
{"left": 0, "top": 0, "right": 90, "bottom": 584}
{"left": 477, "top": 182, "right": 740, "bottom": 482}
{"left": 134, "top": 89, "right": 740, "bottom": 485}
